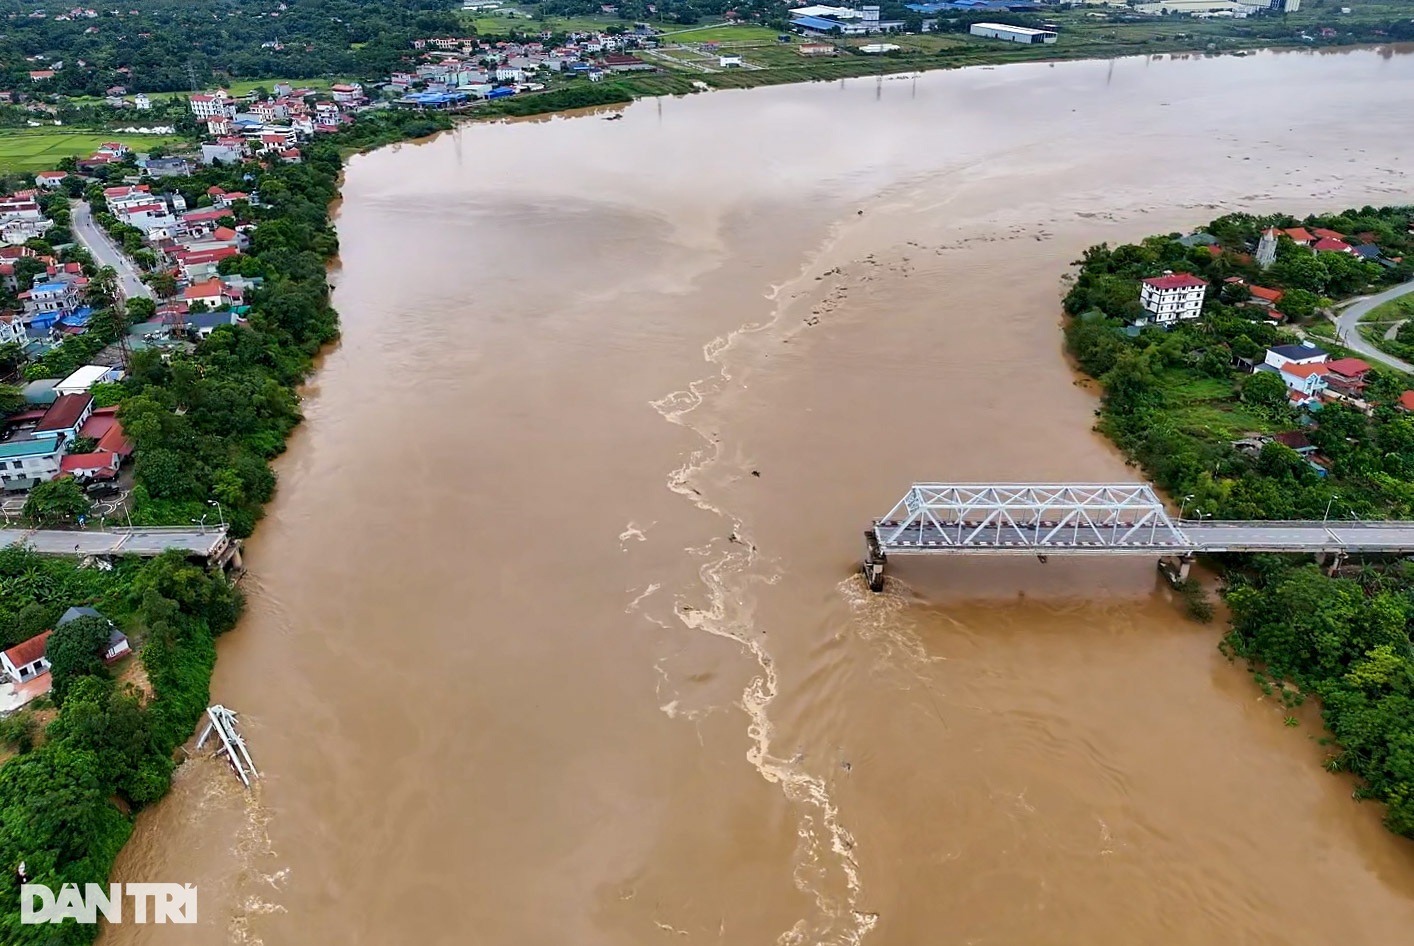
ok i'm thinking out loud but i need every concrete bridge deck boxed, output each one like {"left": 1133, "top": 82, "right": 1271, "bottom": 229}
{"left": 0, "top": 526, "right": 231, "bottom": 560}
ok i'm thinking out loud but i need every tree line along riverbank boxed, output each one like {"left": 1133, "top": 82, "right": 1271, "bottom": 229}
{"left": 1063, "top": 206, "right": 1414, "bottom": 838}
{"left": 0, "top": 108, "right": 452, "bottom": 943}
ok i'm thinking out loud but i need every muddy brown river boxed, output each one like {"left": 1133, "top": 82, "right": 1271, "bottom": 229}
{"left": 103, "top": 47, "right": 1414, "bottom": 946}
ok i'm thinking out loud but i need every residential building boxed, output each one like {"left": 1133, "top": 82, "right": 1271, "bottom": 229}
{"left": 1276, "top": 361, "right": 1330, "bottom": 396}
{"left": 1324, "top": 357, "right": 1371, "bottom": 396}
{"left": 1312, "top": 237, "right": 1354, "bottom": 254}
{"left": 1248, "top": 285, "right": 1283, "bottom": 306}
{"left": 0, "top": 432, "right": 64, "bottom": 488}
{"left": 1264, "top": 342, "right": 1328, "bottom": 371}
{"left": 200, "top": 139, "right": 246, "bottom": 166}
{"left": 139, "top": 156, "right": 192, "bottom": 178}
{"left": 57, "top": 607, "right": 130, "bottom": 662}
{"left": 1283, "top": 227, "right": 1315, "bottom": 245}
{"left": 78, "top": 405, "right": 133, "bottom": 461}
{"left": 34, "top": 393, "right": 94, "bottom": 439}
{"left": 0, "top": 630, "right": 52, "bottom": 683}
{"left": 1398, "top": 390, "right": 1414, "bottom": 413}
{"left": 798, "top": 43, "right": 836, "bottom": 55}
{"left": 183, "top": 277, "right": 229, "bottom": 309}
{"left": 34, "top": 170, "right": 68, "bottom": 189}
{"left": 330, "top": 82, "right": 365, "bottom": 104}
{"left": 719, "top": 55, "right": 743, "bottom": 68}
{"left": 0, "top": 312, "right": 25, "bottom": 346}
{"left": 134, "top": 93, "right": 151, "bottom": 110}
{"left": 187, "top": 310, "right": 242, "bottom": 338}
{"left": 189, "top": 90, "right": 234, "bottom": 120}
{"left": 21, "top": 281, "right": 81, "bottom": 322}
{"left": 55, "top": 364, "right": 123, "bottom": 397}
{"left": 1138, "top": 272, "right": 1207, "bottom": 324}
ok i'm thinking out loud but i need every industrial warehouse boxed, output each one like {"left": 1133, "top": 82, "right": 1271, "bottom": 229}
{"left": 969, "top": 22, "right": 1059, "bottom": 44}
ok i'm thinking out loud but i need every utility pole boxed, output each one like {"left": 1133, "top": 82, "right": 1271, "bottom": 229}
{"left": 186, "top": 61, "right": 200, "bottom": 93}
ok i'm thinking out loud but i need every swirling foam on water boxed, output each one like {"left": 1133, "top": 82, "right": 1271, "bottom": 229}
{"left": 644, "top": 225, "right": 880, "bottom": 944}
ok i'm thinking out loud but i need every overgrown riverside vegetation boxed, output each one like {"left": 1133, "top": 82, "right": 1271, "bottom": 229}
{"left": 0, "top": 108, "right": 448, "bottom": 943}
{"left": 1064, "top": 206, "right": 1414, "bottom": 838}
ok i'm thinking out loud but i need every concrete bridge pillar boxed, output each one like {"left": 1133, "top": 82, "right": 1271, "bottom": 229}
{"left": 863, "top": 531, "right": 887, "bottom": 593}
{"left": 1177, "top": 553, "right": 1195, "bottom": 582}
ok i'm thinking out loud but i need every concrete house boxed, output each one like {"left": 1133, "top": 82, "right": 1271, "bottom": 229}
{"left": 1138, "top": 272, "right": 1207, "bottom": 324}
{"left": 58, "top": 607, "right": 131, "bottom": 662}
{"left": 1264, "top": 342, "right": 1328, "bottom": 371}
{"left": 0, "top": 630, "right": 52, "bottom": 683}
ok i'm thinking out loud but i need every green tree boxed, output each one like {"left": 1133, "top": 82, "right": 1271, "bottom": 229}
{"left": 1278, "top": 288, "right": 1320, "bottom": 320}
{"left": 45, "top": 615, "right": 113, "bottom": 706}
{"left": 22, "top": 478, "right": 91, "bottom": 525}
{"left": 1241, "top": 370, "right": 1289, "bottom": 411}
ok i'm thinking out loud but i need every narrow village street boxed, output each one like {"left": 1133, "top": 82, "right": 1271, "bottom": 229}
{"left": 69, "top": 198, "right": 153, "bottom": 301}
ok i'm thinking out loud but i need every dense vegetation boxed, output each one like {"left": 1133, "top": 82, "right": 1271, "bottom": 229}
{"left": 0, "top": 548, "right": 241, "bottom": 946}
{"left": 1064, "top": 205, "right": 1414, "bottom": 838}
{"left": 0, "top": 108, "right": 448, "bottom": 941}
{"left": 0, "top": 0, "right": 462, "bottom": 94}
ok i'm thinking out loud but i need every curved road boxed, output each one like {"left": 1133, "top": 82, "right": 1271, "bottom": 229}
{"left": 69, "top": 199, "right": 153, "bottom": 301}
{"left": 1328, "top": 279, "right": 1414, "bottom": 374}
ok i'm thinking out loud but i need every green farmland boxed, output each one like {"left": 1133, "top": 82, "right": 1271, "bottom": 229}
{"left": 0, "top": 129, "right": 188, "bottom": 173}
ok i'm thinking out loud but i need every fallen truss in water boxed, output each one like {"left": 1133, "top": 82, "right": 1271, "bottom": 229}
{"left": 197, "top": 704, "right": 259, "bottom": 788}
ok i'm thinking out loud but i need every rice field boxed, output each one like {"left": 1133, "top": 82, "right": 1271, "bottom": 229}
{"left": 0, "top": 129, "right": 187, "bottom": 173}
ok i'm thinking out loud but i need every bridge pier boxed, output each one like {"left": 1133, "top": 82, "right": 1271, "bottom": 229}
{"left": 1325, "top": 550, "right": 1347, "bottom": 576}
{"left": 863, "top": 530, "right": 887, "bottom": 593}
{"left": 1157, "top": 552, "right": 1196, "bottom": 586}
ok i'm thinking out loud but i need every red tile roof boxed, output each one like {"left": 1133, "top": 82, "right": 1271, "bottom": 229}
{"left": 1399, "top": 391, "right": 1414, "bottom": 412}
{"left": 1284, "top": 227, "right": 1314, "bottom": 243}
{"left": 1283, "top": 363, "right": 1330, "bottom": 379}
{"left": 183, "top": 277, "right": 223, "bottom": 300}
{"left": 60, "top": 451, "right": 118, "bottom": 474}
{"left": 1311, "top": 228, "right": 1345, "bottom": 241}
{"left": 1249, "top": 285, "right": 1283, "bottom": 303}
{"left": 35, "top": 393, "right": 92, "bottom": 432}
{"left": 1142, "top": 273, "right": 1206, "bottom": 290}
{"left": 1326, "top": 358, "right": 1371, "bottom": 378}
{"left": 3, "top": 630, "right": 51, "bottom": 670}
{"left": 1312, "top": 238, "right": 1352, "bottom": 253}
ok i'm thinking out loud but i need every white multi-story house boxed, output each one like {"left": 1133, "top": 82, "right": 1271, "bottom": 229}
{"left": 1137, "top": 272, "right": 1207, "bottom": 324}
{"left": 189, "top": 90, "right": 234, "bottom": 120}
{"left": 0, "top": 312, "right": 26, "bottom": 346}
{"left": 134, "top": 93, "right": 151, "bottom": 110}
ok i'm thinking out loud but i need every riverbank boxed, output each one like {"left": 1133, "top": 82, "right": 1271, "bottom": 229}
{"left": 1062, "top": 208, "right": 1414, "bottom": 838}
{"left": 86, "top": 49, "right": 1414, "bottom": 946}
{"left": 0, "top": 109, "right": 451, "bottom": 943}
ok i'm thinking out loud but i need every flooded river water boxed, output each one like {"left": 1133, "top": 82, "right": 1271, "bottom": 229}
{"left": 104, "top": 47, "right": 1414, "bottom": 946}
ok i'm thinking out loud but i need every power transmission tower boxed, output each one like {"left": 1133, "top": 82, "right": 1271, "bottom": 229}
{"left": 186, "top": 61, "right": 200, "bottom": 92}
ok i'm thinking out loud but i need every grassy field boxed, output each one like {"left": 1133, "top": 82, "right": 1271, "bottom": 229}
{"left": 0, "top": 129, "right": 188, "bottom": 173}
{"left": 1360, "top": 294, "right": 1414, "bottom": 323}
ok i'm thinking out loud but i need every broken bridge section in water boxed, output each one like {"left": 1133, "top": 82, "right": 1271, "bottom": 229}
{"left": 862, "top": 483, "right": 1414, "bottom": 591}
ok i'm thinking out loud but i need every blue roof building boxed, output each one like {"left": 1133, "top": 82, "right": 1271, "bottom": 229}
{"left": 791, "top": 14, "right": 847, "bottom": 32}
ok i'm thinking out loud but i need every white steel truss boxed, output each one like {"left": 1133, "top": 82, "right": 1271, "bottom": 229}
{"left": 873, "top": 483, "right": 1191, "bottom": 555}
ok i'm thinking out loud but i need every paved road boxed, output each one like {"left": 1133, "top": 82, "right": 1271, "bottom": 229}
{"left": 1328, "top": 279, "right": 1414, "bottom": 374}
{"left": 0, "top": 526, "right": 227, "bottom": 557}
{"left": 69, "top": 199, "right": 153, "bottom": 301}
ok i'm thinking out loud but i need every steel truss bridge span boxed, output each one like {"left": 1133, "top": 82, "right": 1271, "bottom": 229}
{"left": 862, "top": 483, "right": 1414, "bottom": 590}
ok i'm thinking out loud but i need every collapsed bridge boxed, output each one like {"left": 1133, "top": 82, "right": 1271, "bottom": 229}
{"left": 862, "top": 483, "right": 1414, "bottom": 591}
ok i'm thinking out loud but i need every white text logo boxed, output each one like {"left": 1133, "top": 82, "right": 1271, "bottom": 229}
{"left": 20, "top": 883, "right": 198, "bottom": 924}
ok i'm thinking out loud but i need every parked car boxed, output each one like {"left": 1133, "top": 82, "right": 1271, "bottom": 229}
{"left": 85, "top": 481, "right": 120, "bottom": 498}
